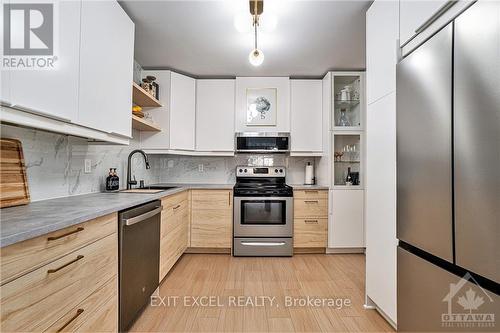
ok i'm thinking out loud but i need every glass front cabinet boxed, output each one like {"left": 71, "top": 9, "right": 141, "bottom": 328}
{"left": 332, "top": 74, "right": 364, "bottom": 131}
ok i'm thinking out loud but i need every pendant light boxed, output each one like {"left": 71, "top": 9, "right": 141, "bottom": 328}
{"left": 249, "top": 21, "right": 264, "bottom": 66}
{"left": 249, "top": 0, "right": 264, "bottom": 66}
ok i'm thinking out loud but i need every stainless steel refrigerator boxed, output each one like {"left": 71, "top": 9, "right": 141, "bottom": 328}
{"left": 396, "top": 1, "right": 500, "bottom": 331}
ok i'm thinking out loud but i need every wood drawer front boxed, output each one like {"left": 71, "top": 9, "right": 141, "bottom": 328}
{"left": 1, "top": 233, "right": 117, "bottom": 332}
{"left": 190, "top": 209, "right": 232, "bottom": 248}
{"left": 191, "top": 190, "right": 232, "bottom": 210}
{"left": 294, "top": 218, "right": 327, "bottom": 248}
{"left": 160, "top": 222, "right": 188, "bottom": 282}
{"left": 161, "top": 198, "right": 188, "bottom": 236}
{"left": 294, "top": 199, "right": 328, "bottom": 218}
{"left": 294, "top": 190, "right": 328, "bottom": 200}
{"left": 1, "top": 213, "right": 117, "bottom": 285}
{"left": 161, "top": 191, "right": 188, "bottom": 211}
{"left": 45, "top": 275, "right": 117, "bottom": 332}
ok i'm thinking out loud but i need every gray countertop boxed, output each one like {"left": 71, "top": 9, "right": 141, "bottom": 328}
{"left": 0, "top": 183, "right": 233, "bottom": 248}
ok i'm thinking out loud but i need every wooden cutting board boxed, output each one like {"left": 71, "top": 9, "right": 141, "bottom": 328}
{"left": 1, "top": 138, "right": 30, "bottom": 208}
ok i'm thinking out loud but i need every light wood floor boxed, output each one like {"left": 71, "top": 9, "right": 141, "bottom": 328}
{"left": 131, "top": 254, "right": 394, "bottom": 332}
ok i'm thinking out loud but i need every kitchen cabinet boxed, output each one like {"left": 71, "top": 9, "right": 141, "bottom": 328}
{"left": 293, "top": 190, "right": 328, "bottom": 249}
{"left": 366, "top": 0, "right": 398, "bottom": 104}
{"left": 7, "top": 0, "right": 81, "bottom": 123}
{"left": 290, "top": 80, "right": 323, "bottom": 155}
{"left": 190, "top": 190, "right": 232, "bottom": 249}
{"left": 170, "top": 72, "right": 196, "bottom": 150}
{"left": 141, "top": 70, "right": 197, "bottom": 153}
{"left": 78, "top": 0, "right": 134, "bottom": 138}
{"left": 159, "top": 191, "right": 189, "bottom": 282}
{"left": 329, "top": 189, "right": 364, "bottom": 248}
{"left": 0, "top": 213, "right": 118, "bottom": 332}
{"left": 196, "top": 80, "right": 235, "bottom": 153}
{"left": 400, "top": 0, "right": 450, "bottom": 47}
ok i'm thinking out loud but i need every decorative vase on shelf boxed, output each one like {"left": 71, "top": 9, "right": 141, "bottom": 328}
{"left": 338, "top": 108, "right": 351, "bottom": 127}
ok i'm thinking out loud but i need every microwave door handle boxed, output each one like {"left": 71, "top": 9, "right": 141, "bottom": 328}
{"left": 123, "top": 206, "right": 162, "bottom": 226}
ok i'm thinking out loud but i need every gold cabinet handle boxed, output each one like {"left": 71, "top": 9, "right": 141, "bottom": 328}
{"left": 173, "top": 204, "right": 181, "bottom": 210}
{"left": 304, "top": 190, "right": 319, "bottom": 194}
{"left": 47, "top": 227, "right": 84, "bottom": 241}
{"left": 228, "top": 192, "right": 231, "bottom": 206}
{"left": 47, "top": 255, "right": 84, "bottom": 274}
{"left": 304, "top": 200, "right": 319, "bottom": 204}
{"left": 57, "top": 309, "right": 84, "bottom": 332}
{"left": 305, "top": 220, "right": 319, "bottom": 224}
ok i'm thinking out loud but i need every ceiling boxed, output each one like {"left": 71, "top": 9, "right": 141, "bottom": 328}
{"left": 120, "top": 0, "right": 371, "bottom": 78}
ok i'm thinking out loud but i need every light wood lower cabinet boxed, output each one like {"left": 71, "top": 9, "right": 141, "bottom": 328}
{"left": 159, "top": 191, "right": 189, "bottom": 282}
{"left": 0, "top": 230, "right": 118, "bottom": 332}
{"left": 294, "top": 190, "right": 328, "bottom": 249}
{"left": 45, "top": 275, "right": 118, "bottom": 332}
{"left": 190, "top": 190, "right": 232, "bottom": 249}
{"left": 0, "top": 213, "right": 117, "bottom": 285}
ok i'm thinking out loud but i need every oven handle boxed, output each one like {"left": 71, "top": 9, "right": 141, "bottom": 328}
{"left": 240, "top": 241, "right": 286, "bottom": 247}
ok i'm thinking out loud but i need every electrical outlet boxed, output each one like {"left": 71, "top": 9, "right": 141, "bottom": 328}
{"left": 198, "top": 164, "right": 204, "bottom": 172}
{"left": 84, "top": 159, "right": 92, "bottom": 173}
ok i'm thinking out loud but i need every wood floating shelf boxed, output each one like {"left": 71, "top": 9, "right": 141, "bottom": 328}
{"left": 132, "top": 115, "right": 161, "bottom": 132}
{"left": 132, "top": 82, "right": 162, "bottom": 107}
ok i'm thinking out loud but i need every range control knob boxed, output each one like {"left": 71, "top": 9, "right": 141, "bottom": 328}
{"left": 279, "top": 169, "right": 284, "bottom": 173}
{"left": 274, "top": 169, "right": 278, "bottom": 173}
{"left": 244, "top": 169, "right": 248, "bottom": 173}
{"left": 239, "top": 169, "right": 243, "bottom": 173}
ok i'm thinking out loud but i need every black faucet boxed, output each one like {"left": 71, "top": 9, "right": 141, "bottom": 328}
{"left": 127, "top": 149, "right": 150, "bottom": 189}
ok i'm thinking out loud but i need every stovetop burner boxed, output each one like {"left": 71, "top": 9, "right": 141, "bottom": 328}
{"left": 233, "top": 166, "right": 293, "bottom": 197}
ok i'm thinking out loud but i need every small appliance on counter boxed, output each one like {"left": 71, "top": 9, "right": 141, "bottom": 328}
{"left": 304, "top": 162, "right": 315, "bottom": 185}
{"left": 233, "top": 166, "right": 293, "bottom": 256}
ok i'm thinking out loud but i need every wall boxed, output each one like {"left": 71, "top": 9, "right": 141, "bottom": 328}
{"left": 1, "top": 124, "right": 161, "bottom": 201}
{"left": 1, "top": 124, "right": 318, "bottom": 202}
{"left": 153, "top": 154, "right": 317, "bottom": 185}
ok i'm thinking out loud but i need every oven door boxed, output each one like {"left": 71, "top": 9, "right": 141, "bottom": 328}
{"left": 233, "top": 197, "right": 293, "bottom": 237}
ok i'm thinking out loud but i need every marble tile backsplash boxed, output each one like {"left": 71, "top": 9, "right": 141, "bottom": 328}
{"left": 1, "top": 124, "right": 317, "bottom": 202}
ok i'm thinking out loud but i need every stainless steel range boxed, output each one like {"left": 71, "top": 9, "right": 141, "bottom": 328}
{"left": 233, "top": 166, "right": 293, "bottom": 256}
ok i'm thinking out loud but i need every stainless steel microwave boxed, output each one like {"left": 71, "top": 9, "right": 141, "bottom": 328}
{"left": 235, "top": 132, "right": 290, "bottom": 153}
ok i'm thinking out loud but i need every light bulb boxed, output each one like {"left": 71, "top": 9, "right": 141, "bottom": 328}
{"left": 249, "top": 49, "right": 264, "bottom": 66}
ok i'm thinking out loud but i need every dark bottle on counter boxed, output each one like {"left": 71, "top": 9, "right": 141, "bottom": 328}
{"left": 345, "top": 167, "right": 353, "bottom": 186}
{"left": 111, "top": 168, "right": 119, "bottom": 190}
{"left": 106, "top": 168, "right": 120, "bottom": 191}
{"left": 106, "top": 168, "right": 114, "bottom": 191}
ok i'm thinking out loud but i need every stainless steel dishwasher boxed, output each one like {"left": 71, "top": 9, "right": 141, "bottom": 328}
{"left": 119, "top": 200, "right": 162, "bottom": 331}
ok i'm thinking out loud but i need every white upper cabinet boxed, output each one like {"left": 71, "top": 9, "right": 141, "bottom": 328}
{"left": 170, "top": 72, "right": 196, "bottom": 151}
{"left": 78, "top": 0, "right": 134, "bottom": 137}
{"left": 8, "top": 0, "right": 81, "bottom": 122}
{"left": 366, "top": 0, "right": 399, "bottom": 104}
{"left": 400, "top": 0, "right": 449, "bottom": 46}
{"left": 140, "top": 71, "right": 197, "bottom": 153}
{"left": 196, "top": 80, "right": 235, "bottom": 153}
{"left": 290, "top": 80, "right": 323, "bottom": 155}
